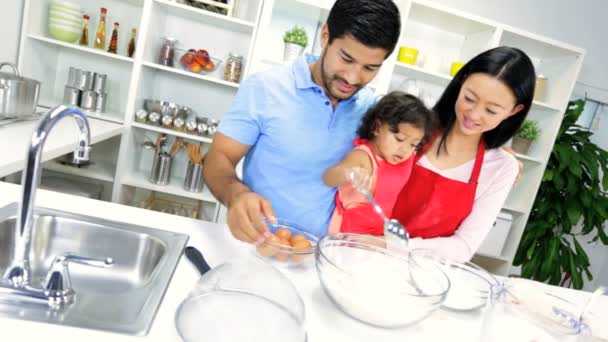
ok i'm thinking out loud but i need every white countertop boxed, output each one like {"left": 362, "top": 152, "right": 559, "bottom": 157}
{"left": 0, "top": 181, "right": 605, "bottom": 341}
{"left": 0, "top": 117, "right": 124, "bottom": 178}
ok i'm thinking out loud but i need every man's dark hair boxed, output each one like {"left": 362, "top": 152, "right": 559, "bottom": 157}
{"left": 327, "top": 0, "right": 401, "bottom": 58}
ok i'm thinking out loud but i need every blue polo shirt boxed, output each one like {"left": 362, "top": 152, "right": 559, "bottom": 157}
{"left": 218, "top": 54, "right": 376, "bottom": 237}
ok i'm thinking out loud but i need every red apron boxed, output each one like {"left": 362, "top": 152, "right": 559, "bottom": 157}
{"left": 392, "top": 137, "right": 485, "bottom": 238}
{"left": 336, "top": 139, "right": 414, "bottom": 235}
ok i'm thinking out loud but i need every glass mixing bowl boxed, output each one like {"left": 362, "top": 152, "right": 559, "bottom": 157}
{"left": 253, "top": 217, "right": 320, "bottom": 269}
{"left": 175, "top": 257, "right": 307, "bottom": 342}
{"left": 315, "top": 233, "right": 450, "bottom": 328}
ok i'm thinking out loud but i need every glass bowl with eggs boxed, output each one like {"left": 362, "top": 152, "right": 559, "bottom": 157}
{"left": 254, "top": 218, "right": 320, "bottom": 269}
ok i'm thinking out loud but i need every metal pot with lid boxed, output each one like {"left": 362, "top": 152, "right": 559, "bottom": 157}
{"left": 0, "top": 62, "right": 41, "bottom": 119}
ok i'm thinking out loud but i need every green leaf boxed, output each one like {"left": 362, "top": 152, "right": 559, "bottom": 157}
{"left": 569, "top": 251, "right": 583, "bottom": 289}
{"left": 540, "top": 237, "right": 560, "bottom": 281}
{"left": 597, "top": 226, "right": 608, "bottom": 244}
{"left": 522, "top": 255, "right": 541, "bottom": 279}
{"left": 568, "top": 162, "right": 583, "bottom": 178}
{"left": 543, "top": 168, "right": 554, "bottom": 182}
{"left": 567, "top": 206, "right": 581, "bottom": 226}
{"left": 573, "top": 237, "right": 590, "bottom": 267}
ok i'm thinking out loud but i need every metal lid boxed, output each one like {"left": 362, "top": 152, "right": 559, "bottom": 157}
{"left": 163, "top": 37, "right": 178, "bottom": 43}
{"left": 228, "top": 52, "right": 242, "bottom": 59}
{"left": 536, "top": 74, "right": 547, "bottom": 80}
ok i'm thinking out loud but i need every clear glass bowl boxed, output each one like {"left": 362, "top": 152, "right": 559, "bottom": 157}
{"left": 176, "top": 48, "right": 222, "bottom": 74}
{"left": 410, "top": 249, "right": 499, "bottom": 312}
{"left": 315, "top": 233, "right": 450, "bottom": 328}
{"left": 253, "top": 218, "right": 320, "bottom": 269}
{"left": 175, "top": 258, "right": 307, "bottom": 342}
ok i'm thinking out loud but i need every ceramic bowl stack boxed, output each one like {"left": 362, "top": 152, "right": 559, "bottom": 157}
{"left": 48, "top": 0, "right": 83, "bottom": 43}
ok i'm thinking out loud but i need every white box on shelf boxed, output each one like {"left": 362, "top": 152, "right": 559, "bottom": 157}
{"left": 477, "top": 211, "right": 513, "bottom": 257}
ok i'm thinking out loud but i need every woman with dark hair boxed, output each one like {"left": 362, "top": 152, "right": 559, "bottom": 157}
{"left": 392, "top": 46, "right": 536, "bottom": 262}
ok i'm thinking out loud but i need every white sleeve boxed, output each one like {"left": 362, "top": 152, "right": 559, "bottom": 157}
{"left": 406, "top": 153, "right": 519, "bottom": 262}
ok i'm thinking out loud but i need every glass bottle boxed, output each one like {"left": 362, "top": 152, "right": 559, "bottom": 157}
{"left": 223, "top": 53, "right": 243, "bottom": 83}
{"left": 94, "top": 7, "right": 107, "bottom": 49}
{"left": 158, "top": 37, "right": 178, "bottom": 67}
{"left": 79, "top": 15, "right": 90, "bottom": 46}
{"left": 107, "top": 22, "right": 119, "bottom": 54}
{"left": 127, "top": 28, "right": 137, "bottom": 58}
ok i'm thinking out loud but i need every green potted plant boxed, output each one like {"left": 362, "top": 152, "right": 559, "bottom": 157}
{"left": 511, "top": 119, "right": 541, "bottom": 154}
{"left": 513, "top": 99, "right": 608, "bottom": 289}
{"left": 283, "top": 26, "right": 308, "bottom": 62}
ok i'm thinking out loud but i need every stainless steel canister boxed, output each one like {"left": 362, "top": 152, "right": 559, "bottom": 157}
{"left": 95, "top": 92, "right": 107, "bottom": 112}
{"left": 77, "top": 70, "right": 93, "bottom": 90}
{"left": 63, "top": 86, "right": 81, "bottom": 106}
{"left": 93, "top": 73, "right": 107, "bottom": 93}
{"left": 67, "top": 67, "right": 80, "bottom": 88}
{"left": 183, "top": 161, "right": 204, "bottom": 192}
{"left": 150, "top": 152, "right": 172, "bottom": 185}
{"left": 80, "top": 90, "right": 97, "bottom": 110}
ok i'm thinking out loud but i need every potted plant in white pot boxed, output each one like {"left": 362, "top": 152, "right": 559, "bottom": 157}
{"left": 283, "top": 26, "right": 308, "bottom": 63}
{"left": 512, "top": 119, "right": 541, "bottom": 154}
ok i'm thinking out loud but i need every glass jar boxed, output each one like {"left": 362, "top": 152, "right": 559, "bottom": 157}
{"left": 158, "top": 37, "right": 178, "bottom": 67}
{"left": 224, "top": 53, "right": 243, "bottom": 83}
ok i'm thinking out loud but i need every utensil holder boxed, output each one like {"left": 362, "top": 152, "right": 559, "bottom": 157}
{"left": 149, "top": 152, "right": 172, "bottom": 185}
{"left": 183, "top": 161, "right": 204, "bottom": 192}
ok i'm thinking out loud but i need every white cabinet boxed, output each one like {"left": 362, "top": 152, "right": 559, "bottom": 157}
{"left": 18, "top": 0, "right": 263, "bottom": 222}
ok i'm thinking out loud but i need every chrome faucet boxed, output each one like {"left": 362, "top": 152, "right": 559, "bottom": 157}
{"left": 1, "top": 105, "right": 112, "bottom": 307}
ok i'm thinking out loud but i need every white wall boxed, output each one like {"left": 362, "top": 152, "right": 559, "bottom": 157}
{"left": 0, "top": 0, "right": 24, "bottom": 66}
{"left": 428, "top": 0, "right": 608, "bottom": 103}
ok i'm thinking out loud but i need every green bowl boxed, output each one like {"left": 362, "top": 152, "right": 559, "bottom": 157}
{"left": 48, "top": 24, "right": 81, "bottom": 43}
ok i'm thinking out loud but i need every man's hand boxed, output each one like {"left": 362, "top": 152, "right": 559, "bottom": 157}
{"left": 502, "top": 146, "right": 524, "bottom": 184}
{"left": 226, "top": 191, "right": 277, "bottom": 244}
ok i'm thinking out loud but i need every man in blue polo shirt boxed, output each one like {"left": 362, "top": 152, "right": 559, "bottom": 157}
{"left": 203, "top": 0, "right": 401, "bottom": 243}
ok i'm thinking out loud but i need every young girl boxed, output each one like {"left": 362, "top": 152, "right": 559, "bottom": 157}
{"left": 324, "top": 91, "right": 438, "bottom": 235}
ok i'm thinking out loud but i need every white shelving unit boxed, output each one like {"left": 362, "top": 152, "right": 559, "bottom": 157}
{"left": 18, "top": 0, "right": 264, "bottom": 222}
{"left": 19, "top": 0, "right": 584, "bottom": 274}
{"left": 249, "top": 0, "right": 585, "bottom": 275}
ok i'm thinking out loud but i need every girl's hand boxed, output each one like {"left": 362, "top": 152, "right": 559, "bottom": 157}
{"left": 346, "top": 166, "right": 372, "bottom": 192}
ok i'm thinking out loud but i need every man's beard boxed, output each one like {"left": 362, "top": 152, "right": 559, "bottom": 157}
{"left": 319, "top": 50, "right": 362, "bottom": 101}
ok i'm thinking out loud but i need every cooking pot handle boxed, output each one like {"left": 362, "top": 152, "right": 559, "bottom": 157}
{"left": 0, "top": 62, "right": 19, "bottom": 77}
{"left": 184, "top": 246, "right": 211, "bottom": 276}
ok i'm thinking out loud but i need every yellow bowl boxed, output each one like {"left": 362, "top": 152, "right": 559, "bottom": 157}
{"left": 450, "top": 61, "right": 465, "bottom": 76}
{"left": 398, "top": 47, "right": 419, "bottom": 65}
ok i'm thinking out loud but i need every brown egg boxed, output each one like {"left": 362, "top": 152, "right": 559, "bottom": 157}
{"left": 275, "top": 227, "right": 292, "bottom": 240}
{"left": 273, "top": 237, "right": 291, "bottom": 261}
{"left": 290, "top": 239, "right": 312, "bottom": 263}
{"left": 256, "top": 234, "right": 280, "bottom": 257}
{"left": 290, "top": 234, "right": 307, "bottom": 245}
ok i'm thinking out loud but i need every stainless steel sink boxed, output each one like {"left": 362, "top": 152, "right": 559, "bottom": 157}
{"left": 0, "top": 202, "right": 189, "bottom": 335}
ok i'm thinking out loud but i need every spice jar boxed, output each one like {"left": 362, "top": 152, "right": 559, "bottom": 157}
{"left": 224, "top": 53, "right": 243, "bottom": 83}
{"left": 161, "top": 112, "right": 174, "bottom": 128}
{"left": 148, "top": 111, "right": 161, "bottom": 125}
{"left": 158, "top": 37, "right": 178, "bottom": 67}
{"left": 135, "top": 109, "right": 148, "bottom": 123}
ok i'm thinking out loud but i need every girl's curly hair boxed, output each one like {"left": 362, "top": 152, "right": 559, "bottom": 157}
{"left": 357, "top": 91, "right": 438, "bottom": 143}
